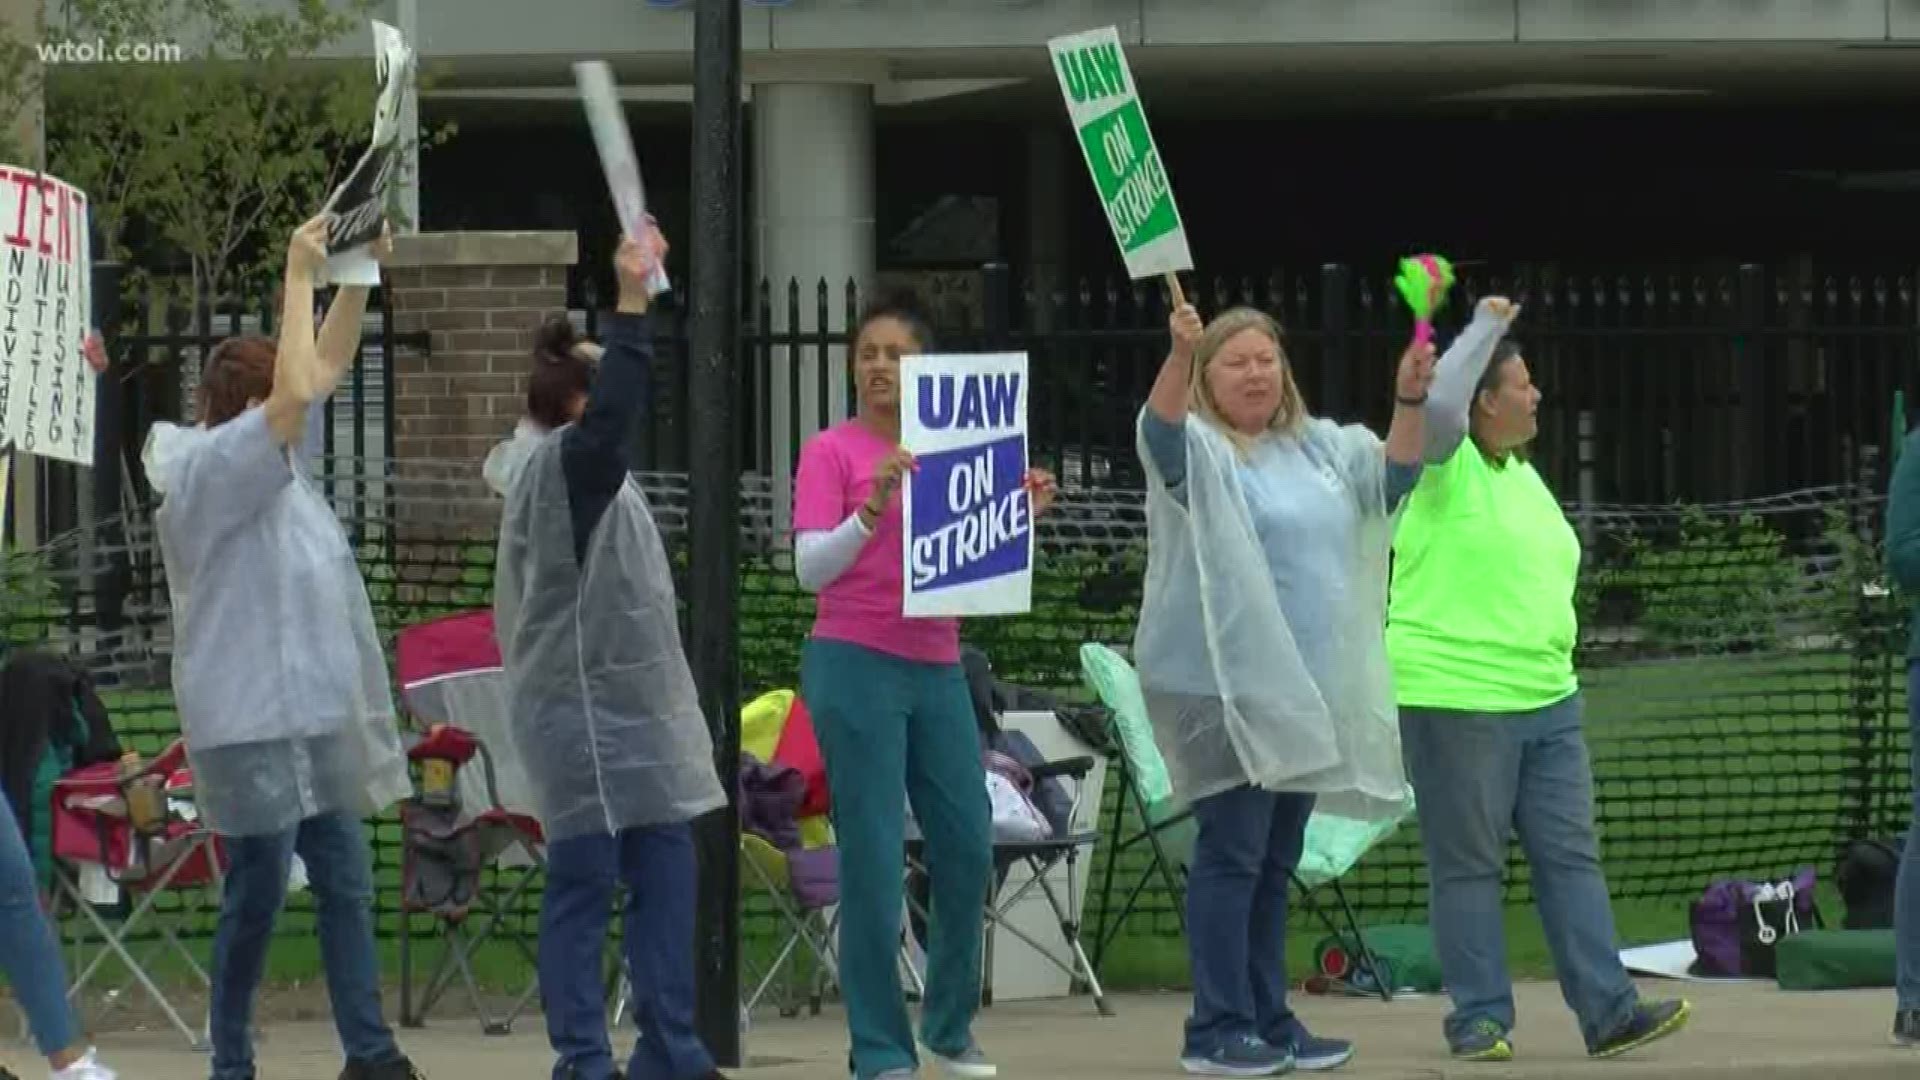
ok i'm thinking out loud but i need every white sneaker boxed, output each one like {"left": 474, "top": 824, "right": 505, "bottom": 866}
{"left": 51, "top": 1049, "right": 116, "bottom": 1080}
{"left": 924, "top": 1043, "right": 997, "bottom": 1079}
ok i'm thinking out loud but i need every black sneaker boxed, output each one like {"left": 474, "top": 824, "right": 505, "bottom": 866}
{"left": 1448, "top": 1019, "right": 1513, "bottom": 1062}
{"left": 338, "top": 1056, "right": 425, "bottom": 1080}
{"left": 1894, "top": 1008, "right": 1920, "bottom": 1047}
{"left": 1589, "top": 999, "right": 1690, "bottom": 1058}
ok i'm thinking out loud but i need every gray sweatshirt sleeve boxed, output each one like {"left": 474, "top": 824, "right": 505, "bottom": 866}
{"left": 1422, "top": 301, "right": 1514, "bottom": 465}
{"left": 1138, "top": 408, "right": 1190, "bottom": 508}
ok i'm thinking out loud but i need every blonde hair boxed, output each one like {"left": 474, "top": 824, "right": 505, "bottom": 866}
{"left": 1189, "top": 306, "right": 1308, "bottom": 452}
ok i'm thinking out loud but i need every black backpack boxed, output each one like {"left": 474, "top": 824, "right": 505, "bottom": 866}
{"left": 1835, "top": 835, "right": 1905, "bottom": 930}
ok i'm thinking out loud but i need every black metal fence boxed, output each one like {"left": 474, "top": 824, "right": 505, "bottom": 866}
{"left": 72, "top": 257, "right": 1920, "bottom": 523}
{"left": 6, "top": 255, "right": 1914, "bottom": 963}
{"left": 594, "top": 260, "right": 1920, "bottom": 507}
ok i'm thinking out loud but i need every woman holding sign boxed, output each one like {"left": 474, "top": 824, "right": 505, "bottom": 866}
{"left": 1388, "top": 311, "right": 1690, "bottom": 1063}
{"left": 141, "top": 215, "right": 423, "bottom": 1080}
{"left": 1133, "top": 298, "right": 1468, "bottom": 1076}
{"left": 792, "top": 291, "right": 1056, "bottom": 1080}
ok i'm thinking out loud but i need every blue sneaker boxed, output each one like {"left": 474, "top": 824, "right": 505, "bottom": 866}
{"left": 1589, "top": 998, "right": 1690, "bottom": 1058}
{"left": 1449, "top": 1019, "right": 1514, "bottom": 1062}
{"left": 1267, "top": 1021, "right": 1353, "bottom": 1072}
{"left": 1179, "top": 1035, "right": 1294, "bottom": 1077}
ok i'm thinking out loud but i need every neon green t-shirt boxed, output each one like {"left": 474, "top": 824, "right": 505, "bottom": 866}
{"left": 1387, "top": 440, "right": 1581, "bottom": 712}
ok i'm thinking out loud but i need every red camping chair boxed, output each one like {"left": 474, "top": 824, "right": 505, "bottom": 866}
{"left": 45, "top": 739, "right": 226, "bottom": 1049}
{"left": 394, "top": 610, "right": 546, "bottom": 1035}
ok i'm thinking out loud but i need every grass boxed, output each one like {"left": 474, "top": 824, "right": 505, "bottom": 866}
{"left": 49, "top": 646, "right": 1900, "bottom": 999}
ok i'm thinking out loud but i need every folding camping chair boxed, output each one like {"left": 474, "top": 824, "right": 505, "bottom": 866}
{"left": 902, "top": 737, "right": 1113, "bottom": 1016}
{"left": 611, "top": 689, "right": 925, "bottom": 1031}
{"left": 44, "top": 739, "right": 225, "bottom": 1049}
{"left": 393, "top": 611, "right": 547, "bottom": 1035}
{"left": 739, "top": 831, "right": 840, "bottom": 1018}
{"left": 1078, "top": 642, "right": 1409, "bottom": 1002}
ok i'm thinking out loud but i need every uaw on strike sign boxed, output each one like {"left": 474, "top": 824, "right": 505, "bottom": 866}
{"left": 900, "top": 354, "right": 1033, "bottom": 618}
{"left": 0, "top": 167, "right": 93, "bottom": 466}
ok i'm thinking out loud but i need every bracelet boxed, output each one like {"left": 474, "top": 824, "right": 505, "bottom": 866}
{"left": 1396, "top": 394, "right": 1428, "bottom": 407}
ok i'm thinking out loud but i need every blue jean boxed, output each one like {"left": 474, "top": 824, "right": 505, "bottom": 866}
{"left": 540, "top": 822, "right": 713, "bottom": 1080}
{"left": 1897, "top": 663, "right": 1920, "bottom": 1010}
{"left": 1400, "top": 693, "right": 1638, "bottom": 1051}
{"left": 802, "top": 638, "right": 992, "bottom": 1080}
{"left": 0, "top": 791, "right": 79, "bottom": 1055}
{"left": 1182, "top": 784, "right": 1316, "bottom": 1057}
{"left": 210, "top": 812, "right": 399, "bottom": 1080}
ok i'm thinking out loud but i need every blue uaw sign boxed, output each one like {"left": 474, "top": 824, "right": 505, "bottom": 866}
{"left": 899, "top": 353, "right": 1033, "bottom": 617}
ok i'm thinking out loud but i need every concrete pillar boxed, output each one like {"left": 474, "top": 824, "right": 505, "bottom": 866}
{"left": 753, "top": 81, "right": 874, "bottom": 532}
{"left": 394, "top": 0, "right": 421, "bottom": 233}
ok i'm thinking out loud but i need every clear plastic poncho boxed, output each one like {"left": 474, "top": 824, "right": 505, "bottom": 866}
{"left": 482, "top": 418, "right": 548, "bottom": 498}
{"left": 143, "top": 414, "right": 411, "bottom": 837}
{"left": 1133, "top": 413, "right": 1410, "bottom": 822}
{"left": 492, "top": 431, "right": 727, "bottom": 841}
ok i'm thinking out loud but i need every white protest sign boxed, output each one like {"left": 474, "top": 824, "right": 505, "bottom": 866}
{"left": 899, "top": 353, "right": 1033, "bottom": 618}
{"left": 0, "top": 167, "right": 93, "bottom": 466}
{"left": 574, "top": 61, "right": 670, "bottom": 297}
{"left": 1048, "top": 26, "right": 1191, "bottom": 288}
{"left": 321, "top": 19, "right": 414, "bottom": 286}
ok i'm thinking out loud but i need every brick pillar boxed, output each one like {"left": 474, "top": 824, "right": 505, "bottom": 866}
{"left": 383, "top": 231, "right": 576, "bottom": 577}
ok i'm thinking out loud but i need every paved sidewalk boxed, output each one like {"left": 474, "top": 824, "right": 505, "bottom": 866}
{"left": 16, "top": 979, "right": 1917, "bottom": 1079}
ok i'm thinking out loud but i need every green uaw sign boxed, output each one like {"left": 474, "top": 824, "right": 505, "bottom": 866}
{"left": 1048, "top": 26, "right": 1192, "bottom": 282}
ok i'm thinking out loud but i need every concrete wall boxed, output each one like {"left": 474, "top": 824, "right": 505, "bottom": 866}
{"left": 402, "top": 0, "right": 1920, "bottom": 57}
{"left": 64, "top": 0, "right": 1918, "bottom": 63}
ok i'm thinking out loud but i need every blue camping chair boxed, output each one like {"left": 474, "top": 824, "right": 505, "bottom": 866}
{"left": 1079, "top": 642, "right": 1410, "bottom": 1001}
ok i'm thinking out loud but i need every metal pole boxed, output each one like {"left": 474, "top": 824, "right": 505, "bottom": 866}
{"left": 689, "top": 0, "right": 742, "bottom": 1066}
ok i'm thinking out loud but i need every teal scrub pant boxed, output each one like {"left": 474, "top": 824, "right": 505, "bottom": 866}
{"left": 801, "top": 638, "right": 991, "bottom": 1080}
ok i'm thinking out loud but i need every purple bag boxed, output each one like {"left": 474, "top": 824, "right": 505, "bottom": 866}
{"left": 784, "top": 845, "right": 840, "bottom": 910}
{"left": 1689, "top": 866, "right": 1821, "bottom": 978}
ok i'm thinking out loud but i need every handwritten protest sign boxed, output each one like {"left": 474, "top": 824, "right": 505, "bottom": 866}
{"left": 900, "top": 354, "right": 1033, "bottom": 618}
{"left": 0, "top": 167, "right": 92, "bottom": 466}
{"left": 321, "top": 19, "right": 413, "bottom": 286}
{"left": 574, "top": 60, "right": 670, "bottom": 296}
{"left": 1048, "top": 26, "right": 1191, "bottom": 287}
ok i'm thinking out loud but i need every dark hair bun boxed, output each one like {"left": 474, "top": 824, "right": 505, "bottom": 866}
{"left": 533, "top": 315, "right": 579, "bottom": 360}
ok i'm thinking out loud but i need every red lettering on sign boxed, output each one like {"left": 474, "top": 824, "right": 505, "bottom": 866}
{"left": 2, "top": 169, "right": 30, "bottom": 250}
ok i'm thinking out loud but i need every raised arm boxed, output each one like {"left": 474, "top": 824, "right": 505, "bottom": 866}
{"left": 559, "top": 228, "right": 666, "bottom": 561}
{"left": 262, "top": 215, "right": 333, "bottom": 446}
{"left": 1422, "top": 296, "right": 1518, "bottom": 464}
{"left": 1381, "top": 338, "right": 1436, "bottom": 469}
{"left": 1139, "top": 302, "right": 1204, "bottom": 493}
{"left": 316, "top": 288, "right": 370, "bottom": 379}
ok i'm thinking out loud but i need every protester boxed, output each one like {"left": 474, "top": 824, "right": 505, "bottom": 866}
{"left": 1880, "top": 419, "right": 1920, "bottom": 1048}
{"left": 0, "top": 333, "right": 124, "bottom": 1080}
{"left": 2, "top": 775, "right": 116, "bottom": 1080}
{"left": 141, "top": 214, "right": 421, "bottom": 1080}
{"left": 791, "top": 289, "right": 1057, "bottom": 1080}
{"left": 481, "top": 322, "right": 602, "bottom": 497}
{"left": 1386, "top": 300, "right": 1690, "bottom": 1062}
{"left": 1132, "top": 301, "right": 1435, "bottom": 1076}
{"left": 492, "top": 224, "right": 730, "bottom": 1080}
